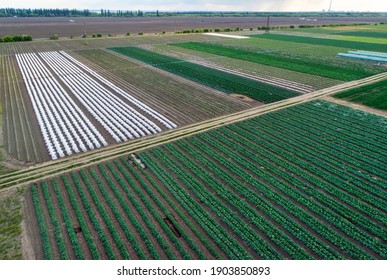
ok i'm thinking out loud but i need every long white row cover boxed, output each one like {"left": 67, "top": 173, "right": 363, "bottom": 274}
{"left": 59, "top": 51, "right": 177, "bottom": 130}
{"left": 337, "top": 50, "right": 387, "bottom": 64}
{"left": 337, "top": 52, "right": 387, "bottom": 63}
{"left": 38, "top": 51, "right": 169, "bottom": 143}
{"left": 15, "top": 53, "right": 107, "bottom": 160}
{"left": 348, "top": 50, "right": 387, "bottom": 59}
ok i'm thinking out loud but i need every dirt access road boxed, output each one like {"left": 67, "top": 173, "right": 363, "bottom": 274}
{"left": 1, "top": 71, "right": 386, "bottom": 192}
{"left": 0, "top": 16, "right": 385, "bottom": 38}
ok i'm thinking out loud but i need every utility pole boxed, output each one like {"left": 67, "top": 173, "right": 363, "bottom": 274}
{"left": 328, "top": 0, "right": 333, "bottom": 12}
{"left": 265, "top": 15, "right": 270, "bottom": 34}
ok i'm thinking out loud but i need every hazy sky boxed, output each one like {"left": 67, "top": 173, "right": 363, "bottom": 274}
{"left": 2, "top": 0, "right": 387, "bottom": 12}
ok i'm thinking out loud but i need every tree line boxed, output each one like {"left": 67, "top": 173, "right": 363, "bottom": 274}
{"left": 1, "top": 9, "right": 386, "bottom": 18}
{"left": 0, "top": 35, "right": 32, "bottom": 42}
{"left": 0, "top": 8, "right": 145, "bottom": 17}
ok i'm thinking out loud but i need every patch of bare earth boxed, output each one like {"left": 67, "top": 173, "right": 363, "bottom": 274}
{"left": 229, "top": 94, "right": 260, "bottom": 103}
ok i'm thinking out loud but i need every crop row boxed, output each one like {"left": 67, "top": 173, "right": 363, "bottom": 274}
{"left": 336, "top": 31, "right": 387, "bottom": 39}
{"left": 60, "top": 51, "right": 177, "bottom": 130}
{"left": 76, "top": 171, "right": 127, "bottom": 259}
{"left": 266, "top": 105, "right": 386, "bottom": 170}
{"left": 109, "top": 46, "right": 299, "bottom": 103}
{"left": 28, "top": 99, "right": 386, "bottom": 259}
{"left": 31, "top": 159, "right": 233, "bottom": 259}
{"left": 254, "top": 104, "right": 387, "bottom": 179}
{"left": 31, "top": 186, "right": 52, "bottom": 259}
{"left": 292, "top": 103, "right": 387, "bottom": 148}
{"left": 1, "top": 55, "right": 41, "bottom": 162}
{"left": 242, "top": 110, "right": 387, "bottom": 202}
{"left": 41, "top": 182, "right": 68, "bottom": 259}
{"left": 302, "top": 100, "right": 387, "bottom": 132}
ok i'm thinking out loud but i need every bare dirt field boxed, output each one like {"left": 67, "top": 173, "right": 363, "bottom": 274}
{"left": 0, "top": 16, "right": 386, "bottom": 38}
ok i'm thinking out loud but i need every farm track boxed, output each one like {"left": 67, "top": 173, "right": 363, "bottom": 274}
{"left": 1, "top": 71, "right": 387, "bottom": 191}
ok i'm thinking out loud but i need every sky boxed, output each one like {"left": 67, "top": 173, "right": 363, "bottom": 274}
{"left": 1, "top": 0, "right": 387, "bottom": 12}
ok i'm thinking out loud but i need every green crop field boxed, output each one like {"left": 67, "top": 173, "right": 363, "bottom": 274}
{"left": 335, "top": 31, "right": 387, "bottom": 39}
{"left": 332, "top": 35, "right": 387, "bottom": 45}
{"left": 171, "top": 41, "right": 380, "bottom": 81}
{"left": 153, "top": 43, "right": 341, "bottom": 89}
{"left": 334, "top": 79, "right": 387, "bottom": 110}
{"left": 212, "top": 37, "right": 349, "bottom": 57}
{"left": 249, "top": 33, "right": 387, "bottom": 53}
{"left": 27, "top": 100, "right": 387, "bottom": 260}
{"left": 109, "top": 46, "right": 299, "bottom": 103}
